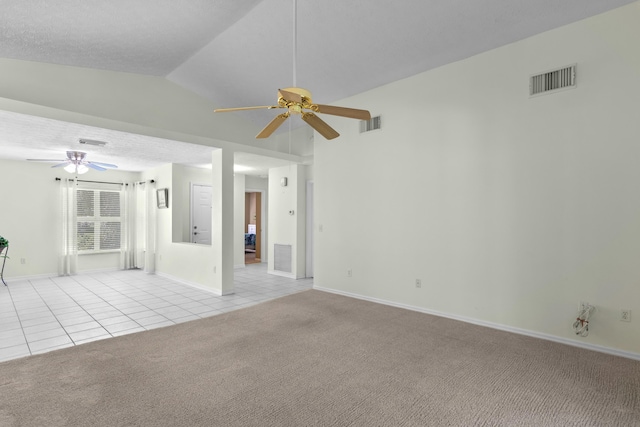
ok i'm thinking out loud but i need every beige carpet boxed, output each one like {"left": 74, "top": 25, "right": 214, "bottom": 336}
{"left": 0, "top": 290, "right": 638, "bottom": 426}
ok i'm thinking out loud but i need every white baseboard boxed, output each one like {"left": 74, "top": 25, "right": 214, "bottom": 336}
{"left": 78, "top": 267, "right": 121, "bottom": 275}
{"left": 1, "top": 267, "right": 120, "bottom": 282}
{"left": 313, "top": 286, "right": 640, "bottom": 361}
{"left": 268, "top": 269, "right": 296, "bottom": 279}
{"left": 155, "top": 271, "right": 226, "bottom": 296}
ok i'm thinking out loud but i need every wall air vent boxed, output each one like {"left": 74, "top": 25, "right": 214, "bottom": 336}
{"left": 274, "top": 244, "right": 292, "bottom": 273}
{"left": 530, "top": 65, "right": 576, "bottom": 96}
{"left": 360, "top": 115, "right": 381, "bottom": 133}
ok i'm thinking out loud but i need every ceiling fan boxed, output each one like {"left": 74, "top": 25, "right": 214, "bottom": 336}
{"left": 215, "top": 88, "right": 371, "bottom": 140}
{"left": 27, "top": 151, "right": 118, "bottom": 174}
{"left": 214, "top": 0, "right": 371, "bottom": 140}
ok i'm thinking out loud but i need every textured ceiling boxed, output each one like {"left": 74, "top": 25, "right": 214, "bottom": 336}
{"left": 0, "top": 0, "right": 263, "bottom": 76}
{"left": 0, "top": 0, "right": 635, "bottom": 171}
{"left": 0, "top": 110, "right": 289, "bottom": 176}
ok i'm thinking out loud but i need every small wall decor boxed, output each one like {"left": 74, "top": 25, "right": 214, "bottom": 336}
{"left": 157, "top": 188, "right": 169, "bottom": 209}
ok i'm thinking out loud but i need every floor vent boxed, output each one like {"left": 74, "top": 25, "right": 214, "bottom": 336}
{"left": 530, "top": 65, "right": 576, "bottom": 96}
{"left": 360, "top": 115, "right": 381, "bottom": 133}
{"left": 274, "top": 244, "right": 292, "bottom": 273}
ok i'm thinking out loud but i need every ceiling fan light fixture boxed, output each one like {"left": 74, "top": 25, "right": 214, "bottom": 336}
{"left": 76, "top": 164, "right": 89, "bottom": 174}
{"left": 212, "top": 0, "right": 370, "bottom": 140}
{"left": 64, "top": 163, "right": 76, "bottom": 173}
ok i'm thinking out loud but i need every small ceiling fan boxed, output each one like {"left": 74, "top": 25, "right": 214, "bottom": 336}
{"left": 27, "top": 151, "right": 118, "bottom": 174}
{"left": 215, "top": 88, "right": 371, "bottom": 140}
{"left": 214, "top": 0, "right": 371, "bottom": 140}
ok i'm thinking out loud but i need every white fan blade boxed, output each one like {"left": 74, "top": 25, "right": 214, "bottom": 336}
{"left": 86, "top": 163, "right": 107, "bottom": 171}
{"left": 89, "top": 161, "right": 118, "bottom": 168}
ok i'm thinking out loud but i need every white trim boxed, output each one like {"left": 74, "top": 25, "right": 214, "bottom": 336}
{"left": 313, "top": 286, "right": 640, "bottom": 361}
{"left": 77, "top": 267, "right": 121, "bottom": 274}
{"left": 245, "top": 188, "right": 267, "bottom": 263}
{"left": 234, "top": 264, "right": 246, "bottom": 269}
{"left": 268, "top": 269, "right": 296, "bottom": 279}
{"left": 156, "top": 271, "right": 224, "bottom": 296}
{"left": 305, "top": 180, "right": 313, "bottom": 278}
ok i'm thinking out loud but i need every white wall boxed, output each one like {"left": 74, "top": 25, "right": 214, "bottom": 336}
{"left": 147, "top": 163, "right": 218, "bottom": 292}
{"left": 234, "top": 174, "right": 246, "bottom": 268}
{"left": 0, "top": 58, "right": 260, "bottom": 147}
{"left": 314, "top": 3, "right": 640, "bottom": 356}
{"left": 268, "top": 164, "right": 306, "bottom": 278}
{"left": 170, "top": 164, "right": 213, "bottom": 243}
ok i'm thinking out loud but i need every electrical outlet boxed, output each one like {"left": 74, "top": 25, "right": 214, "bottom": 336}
{"left": 347, "top": 269, "right": 352, "bottom": 278}
{"left": 415, "top": 279, "right": 422, "bottom": 288}
{"left": 620, "top": 309, "right": 631, "bottom": 322}
{"left": 20, "top": 258, "right": 26, "bottom": 264}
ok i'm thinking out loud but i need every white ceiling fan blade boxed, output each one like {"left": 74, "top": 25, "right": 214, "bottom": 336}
{"left": 86, "top": 163, "right": 107, "bottom": 171}
{"left": 26, "top": 159, "right": 66, "bottom": 162}
{"left": 89, "top": 161, "right": 118, "bottom": 168}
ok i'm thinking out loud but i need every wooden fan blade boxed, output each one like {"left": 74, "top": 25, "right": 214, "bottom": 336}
{"left": 214, "top": 105, "right": 279, "bottom": 113}
{"left": 278, "top": 88, "right": 303, "bottom": 103}
{"left": 256, "top": 113, "right": 290, "bottom": 139}
{"left": 89, "top": 161, "right": 118, "bottom": 168}
{"left": 314, "top": 104, "right": 371, "bottom": 120}
{"left": 86, "top": 163, "right": 107, "bottom": 171}
{"left": 301, "top": 112, "right": 340, "bottom": 140}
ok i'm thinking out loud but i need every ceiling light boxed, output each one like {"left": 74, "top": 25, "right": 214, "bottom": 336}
{"left": 77, "top": 164, "right": 89, "bottom": 174}
{"left": 64, "top": 163, "right": 76, "bottom": 173}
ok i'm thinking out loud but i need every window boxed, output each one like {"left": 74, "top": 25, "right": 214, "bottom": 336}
{"left": 77, "top": 189, "right": 121, "bottom": 252}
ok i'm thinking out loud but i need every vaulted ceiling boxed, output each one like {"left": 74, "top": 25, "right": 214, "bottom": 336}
{"left": 0, "top": 0, "right": 635, "bottom": 171}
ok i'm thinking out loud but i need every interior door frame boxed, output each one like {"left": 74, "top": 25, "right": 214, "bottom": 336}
{"left": 306, "top": 180, "right": 313, "bottom": 278}
{"left": 245, "top": 188, "right": 267, "bottom": 263}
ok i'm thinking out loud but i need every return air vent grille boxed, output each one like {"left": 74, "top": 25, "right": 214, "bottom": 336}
{"left": 274, "top": 244, "right": 292, "bottom": 273}
{"left": 360, "top": 115, "right": 381, "bottom": 133}
{"left": 530, "top": 65, "right": 576, "bottom": 96}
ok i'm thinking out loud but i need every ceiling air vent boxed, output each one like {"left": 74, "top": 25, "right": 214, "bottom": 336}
{"left": 360, "top": 115, "right": 381, "bottom": 133}
{"left": 530, "top": 65, "right": 576, "bottom": 97}
{"left": 79, "top": 138, "right": 108, "bottom": 147}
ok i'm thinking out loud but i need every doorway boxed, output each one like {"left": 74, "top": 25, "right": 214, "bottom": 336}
{"left": 245, "top": 191, "right": 262, "bottom": 264}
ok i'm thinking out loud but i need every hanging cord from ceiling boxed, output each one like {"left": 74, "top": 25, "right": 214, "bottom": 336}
{"left": 573, "top": 304, "right": 595, "bottom": 337}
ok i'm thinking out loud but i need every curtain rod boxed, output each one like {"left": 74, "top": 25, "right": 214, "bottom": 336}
{"left": 55, "top": 177, "right": 123, "bottom": 185}
{"left": 55, "top": 178, "right": 155, "bottom": 185}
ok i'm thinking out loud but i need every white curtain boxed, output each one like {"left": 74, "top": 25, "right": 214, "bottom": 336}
{"left": 59, "top": 178, "right": 78, "bottom": 276}
{"left": 120, "top": 182, "right": 137, "bottom": 269}
{"left": 120, "top": 181, "right": 156, "bottom": 272}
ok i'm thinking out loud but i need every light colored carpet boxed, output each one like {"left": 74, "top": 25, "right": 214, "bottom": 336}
{"left": 0, "top": 289, "right": 638, "bottom": 426}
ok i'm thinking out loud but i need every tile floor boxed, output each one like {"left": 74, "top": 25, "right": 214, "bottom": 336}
{"left": 0, "top": 263, "right": 313, "bottom": 363}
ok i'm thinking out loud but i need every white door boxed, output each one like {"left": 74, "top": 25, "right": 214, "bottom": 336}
{"left": 191, "top": 184, "right": 212, "bottom": 244}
